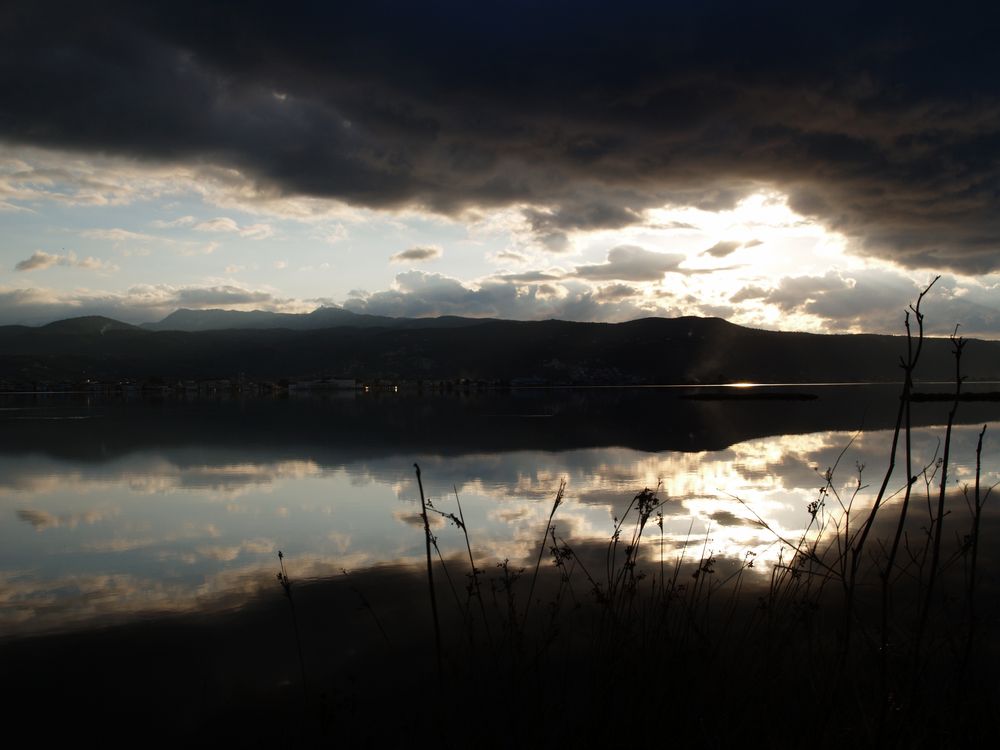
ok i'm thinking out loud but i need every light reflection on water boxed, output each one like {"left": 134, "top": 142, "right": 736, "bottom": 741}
{"left": 2, "top": 388, "right": 998, "bottom": 635}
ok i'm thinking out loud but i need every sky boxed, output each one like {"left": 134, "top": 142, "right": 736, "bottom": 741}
{"left": 1, "top": 1, "right": 999, "bottom": 336}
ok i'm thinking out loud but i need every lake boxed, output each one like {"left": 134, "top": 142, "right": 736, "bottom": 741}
{"left": 2, "top": 385, "right": 999, "bottom": 745}
{"left": 3, "top": 384, "right": 999, "bottom": 636}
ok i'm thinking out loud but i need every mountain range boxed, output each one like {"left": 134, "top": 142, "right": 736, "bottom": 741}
{"left": 140, "top": 306, "right": 495, "bottom": 331}
{"left": 1, "top": 308, "right": 998, "bottom": 385}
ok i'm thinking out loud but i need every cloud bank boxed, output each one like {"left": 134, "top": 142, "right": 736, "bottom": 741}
{"left": 344, "top": 270, "right": 666, "bottom": 322}
{"left": 2, "top": 2, "right": 1000, "bottom": 271}
{"left": 0, "top": 282, "right": 298, "bottom": 326}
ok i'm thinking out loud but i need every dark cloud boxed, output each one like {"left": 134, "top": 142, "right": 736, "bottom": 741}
{"left": 708, "top": 510, "right": 754, "bottom": 528}
{"left": 703, "top": 239, "right": 762, "bottom": 258}
{"left": 595, "top": 283, "right": 642, "bottom": 301}
{"left": 174, "top": 286, "right": 274, "bottom": 307}
{"left": 697, "top": 303, "right": 736, "bottom": 319}
{"left": 729, "top": 285, "right": 769, "bottom": 303}
{"left": 390, "top": 246, "right": 443, "bottom": 263}
{"left": 524, "top": 200, "right": 646, "bottom": 250}
{"left": 494, "top": 270, "right": 564, "bottom": 283}
{"left": 534, "top": 283, "right": 562, "bottom": 298}
{"left": 703, "top": 241, "right": 741, "bottom": 258}
{"left": 3, "top": 2, "right": 1000, "bottom": 270}
{"left": 573, "top": 245, "right": 686, "bottom": 281}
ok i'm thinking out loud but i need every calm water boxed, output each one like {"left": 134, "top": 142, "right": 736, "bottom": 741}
{"left": 3, "top": 385, "right": 999, "bottom": 637}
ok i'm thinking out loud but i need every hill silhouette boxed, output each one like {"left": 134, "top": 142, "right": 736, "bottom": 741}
{"left": 142, "top": 306, "right": 496, "bottom": 332}
{"left": 1, "top": 313, "right": 998, "bottom": 384}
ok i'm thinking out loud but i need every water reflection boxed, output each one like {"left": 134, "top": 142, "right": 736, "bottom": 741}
{"left": 2, "top": 389, "right": 999, "bottom": 635}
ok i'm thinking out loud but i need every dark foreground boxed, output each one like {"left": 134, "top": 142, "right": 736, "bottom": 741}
{"left": 3, "top": 526, "right": 998, "bottom": 749}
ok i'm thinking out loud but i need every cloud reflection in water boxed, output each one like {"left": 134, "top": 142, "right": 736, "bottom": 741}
{"left": 1, "top": 419, "right": 997, "bottom": 635}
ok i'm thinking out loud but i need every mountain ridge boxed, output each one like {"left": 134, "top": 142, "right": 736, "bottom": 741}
{"left": 2, "top": 312, "right": 999, "bottom": 386}
{"left": 141, "top": 306, "right": 499, "bottom": 332}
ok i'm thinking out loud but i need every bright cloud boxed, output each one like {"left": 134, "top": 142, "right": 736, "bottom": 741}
{"left": 194, "top": 217, "right": 274, "bottom": 239}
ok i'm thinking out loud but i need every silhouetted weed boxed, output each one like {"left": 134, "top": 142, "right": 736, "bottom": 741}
{"left": 266, "top": 283, "right": 998, "bottom": 748}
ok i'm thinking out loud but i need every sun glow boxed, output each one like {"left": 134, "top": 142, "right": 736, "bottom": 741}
{"left": 562, "top": 188, "right": 873, "bottom": 329}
